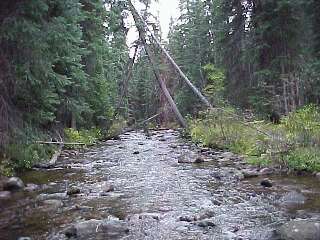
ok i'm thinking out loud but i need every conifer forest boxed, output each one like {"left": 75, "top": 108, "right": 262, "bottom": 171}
{"left": 0, "top": 1, "right": 320, "bottom": 239}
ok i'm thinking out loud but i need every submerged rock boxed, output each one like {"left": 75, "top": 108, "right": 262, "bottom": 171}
{"left": 194, "top": 156, "right": 205, "bottom": 164}
{"left": 3, "top": 177, "right": 24, "bottom": 191}
{"left": 62, "top": 219, "right": 129, "bottom": 239}
{"left": 275, "top": 219, "right": 320, "bottom": 240}
{"left": 279, "top": 191, "right": 306, "bottom": 206}
{"left": 261, "top": 179, "right": 273, "bottom": 188}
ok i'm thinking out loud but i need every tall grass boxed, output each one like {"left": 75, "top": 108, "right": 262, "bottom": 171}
{"left": 188, "top": 105, "right": 320, "bottom": 172}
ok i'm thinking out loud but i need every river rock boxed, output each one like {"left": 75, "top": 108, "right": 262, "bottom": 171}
{"left": 0, "top": 191, "right": 11, "bottom": 200}
{"left": 133, "top": 151, "right": 140, "bottom": 155}
{"left": 139, "top": 213, "right": 160, "bottom": 220}
{"left": 3, "top": 177, "right": 24, "bottom": 191}
{"left": 194, "top": 156, "right": 205, "bottom": 164}
{"left": 279, "top": 191, "right": 306, "bottom": 206}
{"left": 179, "top": 215, "right": 196, "bottom": 222}
{"left": 275, "top": 220, "right": 320, "bottom": 240}
{"left": 18, "top": 237, "right": 31, "bottom": 240}
{"left": 63, "top": 219, "right": 129, "bottom": 239}
{"left": 197, "top": 220, "right": 216, "bottom": 228}
{"left": 315, "top": 172, "right": 320, "bottom": 180}
{"left": 42, "top": 199, "right": 63, "bottom": 211}
{"left": 67, "top": 187, "right": 81, "bottom": 196}
{"left": 242, "top": 169, "right": 259, "bottom": 178}
{"left": 37, "top": 192, "right": 68, "bottom": 201}
{"left": 259, "top": 167, "right": 274, "bottom": 175}
{"left": 195, "top": 209, "right": 215, "bottom": 221}
{"left": 178, "top": 155, "right": 192, "bottom": 163}
{"left": 24, "top": 183, "right": 40, "bottom": 192}
{"left": 103, "top": 183, "right": 115, "bottom": 192}
{"left": 261, "top": 179, "right": 273, "bottom": 188}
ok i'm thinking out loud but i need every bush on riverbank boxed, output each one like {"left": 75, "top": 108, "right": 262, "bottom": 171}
{"left": 189, "top": 105, "right": 320, "bottom": 172}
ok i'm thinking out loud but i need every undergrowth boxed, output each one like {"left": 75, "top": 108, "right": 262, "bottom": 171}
{"left": 189, "top": 104, "right": 320, "bottom": 172}
{"left": 0, "top": 118, "right": 128, "bottom": 176}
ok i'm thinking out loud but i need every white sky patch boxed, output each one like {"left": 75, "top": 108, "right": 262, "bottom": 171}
{"left": 126, "top": 0, "right": 180, "bottom": 52}
{"left": 151, "top": 0, "right": 180, "bottom": 39}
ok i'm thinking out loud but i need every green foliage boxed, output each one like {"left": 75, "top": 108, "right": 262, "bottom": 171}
{"left": 0, "top": 0, "right": 128, "bottom": 168}
{"left": 284, "top": 147, "right": 320, "bottom": 171}
{"left": 189, "top": 105, "right": 320, "bottom": 172}
{"left": 6, "top": 144, "right": 56, "bottom": 170}
{"left": 106, "top": 117, "right": 127, "bottom": 138}
{"left": 203, "top": 64, "right": 225, "bottom": 103}
{"left": 283, "top": 104, "right": 320, "bottom": 145}
{"left": 64, "top": 128, "right": 103, "bottom": 146}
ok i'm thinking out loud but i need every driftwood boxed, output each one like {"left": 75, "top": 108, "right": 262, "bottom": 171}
{"left": 35, "top": 141, "right": 85, "bottom": 145}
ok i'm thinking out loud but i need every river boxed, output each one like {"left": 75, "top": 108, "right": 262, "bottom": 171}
{"left": 0, "top": 130, "right": 319, "bottom": 240}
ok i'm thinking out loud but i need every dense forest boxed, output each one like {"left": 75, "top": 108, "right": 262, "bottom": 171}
{"left": 1, "top": 0, "right": 320, "bottom": 173}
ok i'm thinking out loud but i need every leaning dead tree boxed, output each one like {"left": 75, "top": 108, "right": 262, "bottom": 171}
{"left": 128, "top": 1, "right": 213, "bottom": 110}
{"left": 128, "top": 1, "right": 187, "bottom": 128}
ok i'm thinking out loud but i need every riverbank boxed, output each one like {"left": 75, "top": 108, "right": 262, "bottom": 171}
{"left": 187, "top": 105, "right": 320, "bottom": 174}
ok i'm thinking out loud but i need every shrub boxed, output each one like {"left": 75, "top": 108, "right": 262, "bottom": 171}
{"left": 64, "top": 127, "right": 103, "bottom": 147}
{"left": 188, "top": 104, "right": 320, "bottom": 172}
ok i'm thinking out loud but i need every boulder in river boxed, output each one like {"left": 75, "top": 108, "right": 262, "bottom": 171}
{"left": 3, "top": 177, "right": 24, "bottom": 191}
{"left": 315, "top": 172, "right": 320, "bottom": 180}
{"left": 275, "top": 219, "right": 320, "bottom": 240}
{"left": 63, "top": 219, "right": 129, "bottom": 239}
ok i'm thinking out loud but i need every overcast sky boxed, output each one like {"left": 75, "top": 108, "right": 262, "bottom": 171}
{"left": 127, "top": 0, "right": 180, "bottom": 49}
{"left": 151, "top": 0, "right": 180, "bottom": 38}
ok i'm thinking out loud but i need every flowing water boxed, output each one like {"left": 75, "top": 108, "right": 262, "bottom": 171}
{"left": 0, "top": 130, "right": 320, "bottom": 240}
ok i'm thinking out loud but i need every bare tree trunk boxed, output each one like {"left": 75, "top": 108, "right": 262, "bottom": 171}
{"left": 128, "top": 0, "right": 213, "bottom": 109}
{"left": 128, "top": 1, "right": 187, "bottom": 128}
{"left": 117, "top": 45, "right": 139, "bottom": 116}
{"left": 71, "top": 112, "right": 76, "bottom": 129}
